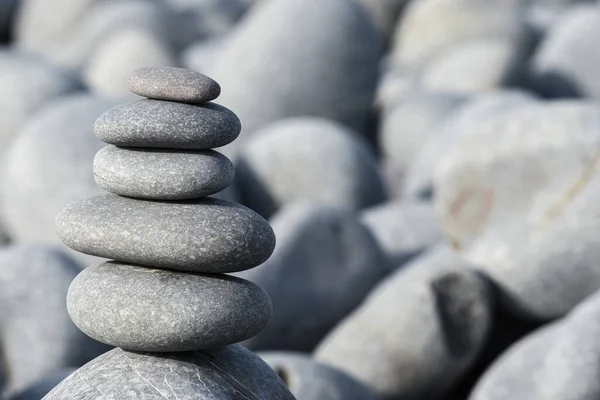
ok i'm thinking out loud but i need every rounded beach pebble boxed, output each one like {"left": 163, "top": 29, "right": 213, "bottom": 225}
{"left": 94, "top": 99, "right": 241, "bottom": 149}
{"left": 43, "top": 345, "right": 294, "bottom": 399}
{"left": 94, "top": 146, "right": 234, "bottom": 200}
{"left": 56, "top": 195, "right": 275, "bottom": 273}
{"left": 67, "top": 262, "right": 272, "bottom": 351}
{"left": 130, "top": 66, "right": 221, "bottom": 103}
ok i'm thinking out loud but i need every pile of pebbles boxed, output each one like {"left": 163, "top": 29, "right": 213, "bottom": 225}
{"left": 46, "top": 67, "right": 293, "bottom": 399}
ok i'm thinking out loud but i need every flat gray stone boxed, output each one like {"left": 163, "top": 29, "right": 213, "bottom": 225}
{"left": 94, "top": 146, "right": 234, "bottom": 200}
{"left": 235, "top": 202, "right": 390, "bottom": 352}
{"left": 435, "top": 101, "right": 600, "bottom": 319}
{"left": 260, "top": 352, "right": 381, "bottom": 400}
{"left": 56, "top": 195, "right": 275, "bottom": 273}
{"left": 0, "top": 245, "right": 108, "bottom": 396}
{"left": 130, "top": 67, "right": 221, "bottom": 103}
{"left": 95, "top": 99, "right": 240, "bottom": 149}
{"left": 43, "top": 345, "right": 294, "bottom": 400}
{"left": 210, "top": 0, "right": 380, "bottom": 155}
{"left": 359, "top": 199, "right": 442, "bottom": 267}
{"left": 316, "top": 245, "right": 492, "bottom": 399}
{"left": 237, "top": 118, "right": 387, "bottom": 218}
{"left": 68, "top": 262, "right": 272, "bottom": 351}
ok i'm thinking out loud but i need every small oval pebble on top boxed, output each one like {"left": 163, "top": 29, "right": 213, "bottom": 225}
{"left": 130, "top": 67, "right": 221, "bottom": 104}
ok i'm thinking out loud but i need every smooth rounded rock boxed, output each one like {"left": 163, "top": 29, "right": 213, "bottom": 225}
{"left": 67, "top": 262, "right": 272, "bottom": 351}
{"left": 43, "top": 346, "right": 294, "bottom": 400}
{"left": 260, "top": 352, "right": 381, "bottom": 400}
{"left": 211, "top": 0, "right": 380, "bottom": 153}
{"left": 316, "top": 245, "right": 493, "bottom": 399}
{"left": 0, "top": 245, "right": 108, "bottom": 396}
{"left": 130, "top": 66, "right": 221, "bottom": 103}
{"left": 235, "top": 202, "right": 390, "bottom": 352}
{"left": 56, "top": 195, "right": 275, "bottom": 273}
{"left": 237, "top": 118, "right": 387, "bottom": 218}
{"left": 94, "top": 146, "right": 234, "bottom": 200}
{"left": 94, "top": 99, "right": 241, "bottom": 149}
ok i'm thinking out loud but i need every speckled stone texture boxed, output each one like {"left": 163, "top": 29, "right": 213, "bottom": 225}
{"left": 94, "top": 99, "right": 241, "bottom": 149}
{"left": 260, "top": 352, "right": 381, "bottom": 400}
{"left": 56, "top": 195, "right": 275, "bottom": 273}
{"left": 130, "top": 67, "right": 221, "bottom": 103}
{"left": 94, "top": 146, "right": 234, "bottom": 200}
{"left": 43, "top": 346, "right": 295, "bottom": 400}
{"left": 67, "top": 262, "right": 272, "bottom": 352}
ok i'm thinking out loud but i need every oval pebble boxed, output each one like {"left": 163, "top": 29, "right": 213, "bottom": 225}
{"left": 56, "top": 195, "right": 275, "bottom": 273}
{"left": 94, "top": 146, "right": 234, "bottom": 200}
{"left": 94, "top": 99, "right": 241, "bottom": 149}
{"left": 130, "top": 66, "right": 221, "bottom": 104}
{"left": 67, "top": 262, "right": 272, "bottom": 351}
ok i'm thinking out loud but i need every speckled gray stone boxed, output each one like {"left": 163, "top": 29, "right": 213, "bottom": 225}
{"left": 260, "top": 352, "right": 381, "bottom": 400}
{"left": 94, "top": 99, "right": 241, "bottom": 149}
{"left": 237, "top": 118, "right": 387, "bottom": 218}
{"left": 316, "top": 245, "right": 493, "bottom": 399}
{"left": 94, "top": 146, "right": 234, "bottom": 200}
{"left": 56, "top": 195, "right": 275, "bottom": 273}
{"left": 43, "top": 345, "right": 294, "bottom": 400}
{"left": 67, "top": 262, "right": 272, "bottom": 352}
{"left": 130, "top": 67, "right": 221, "bottom": 103}
{"left": 0, "top": 245, "right": 108, "bottom": 396}
{"left": 236, "top": 202, "right": 390, "bottom": 352}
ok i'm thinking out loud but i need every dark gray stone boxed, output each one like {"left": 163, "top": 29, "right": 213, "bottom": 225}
{"left": 435, "top": 101, "right": 600, "bottom": 319}
{"left": 260, "top": 352, "right": 381, "bottom": 400}
{"left": 43, "top": 346, "right": 294, "bottom": 399}
{"left": 316, "top": 245, "right": 493, "bottom": 400}
{"left": 359, "top": 199, "right": 442, "bottom": 267}
{"left": 0, "top": 0, "right": 17, "bottom": 41}
{"left": 237, "top": 118, "right": 387, "bottom": 218}
{"left": 0, "top": 94, "right": 123, "bottom": 250}
{"left": 94, "top": 99, "right": 241, "bottom": 149}
{"left": 0, "top": 245, "right": 108, "bottom": 396}
{"left": 9, "top": 369, "right": 76, "bottom": 400}
{"left": 67, "top": 262, "right": 272, "bottom": 352}
{"left": 130, "top": 66, "right": 221, "bottom": 103}
{"left": 94, "top": 146, "right": 234, "bottom": 200}
{"left": 56, "top": 195, "right": 275, "bottom": 273}
{"left": 211, "top": 0, "right": 380, "bottom": 155}
{"left": 530, "top": 5, "right": 600, "bottom": 99}
{"left": 235, "top": 202, "right": 390, "bottom": 352}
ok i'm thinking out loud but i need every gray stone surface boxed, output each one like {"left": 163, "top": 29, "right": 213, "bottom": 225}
{"left": 43, "top": 345, "right": 294, "bottom": 399}
{"left": 360, "top": 0, "right": 409, "bottom": 40}
{"left": 237, "top": 118, "right": 386, "bottom": 218}
{"left": 260, "top": 352, "right": 381, "bottom": 400}
{"left": 530, "top": 5, "right": 600, "bottom": 99}
{"left": 130, "top": 66, "right": 221, "bottom": 103}
{"left": 315, "top": 245, "right": 492, "bottom": 400}
{"left": 56, "top": 195, "right": 275, "bottom": 273}
{"left": 435, "top": 101, "right": 600, "bottom": 319}
{"left": 391, "top": 0, "right": 527, "bottom": 68}
{"left": 94, "top": 146, "right": 234, "bottom": 200}
{"left": 380, "top": 90, "right": 466, "bottom": 172}
{"left": 68, "top": 262, "right": 272, "bottom": 351}
{"left": 95, "top": 99, "right": 241, "bottom": 149}
{"left": 360, "top": 199, "right": 442, "bottom": 267}
{"left": 404, "top": 90, "right": 535, "bottom": 198}
{"left": 236, "top": 202, "right": 390, "bottom": 352}
{"left": 211, "top": 0, "right": 380, "bottom": 154}
{"left": 0, "top": 94, "right": 123, "bottom": 257}
{"left": 9, "top": 369, "right": 76, "bottom": 400}
{"left": 0, "top": 245, "right": 109, "bottom": 396}
{"left": 0, "top": 50, "right": 81, "bottom": 162}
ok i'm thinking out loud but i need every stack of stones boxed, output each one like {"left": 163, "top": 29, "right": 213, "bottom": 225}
{"left": 47, "top": 67, "right": 294, "bottom": 399}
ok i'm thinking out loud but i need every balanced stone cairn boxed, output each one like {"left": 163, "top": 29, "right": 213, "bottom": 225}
{"left": 46, "top": 67, "right": 294, "bottom": 399}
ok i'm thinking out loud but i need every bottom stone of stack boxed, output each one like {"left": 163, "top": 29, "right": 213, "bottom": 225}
{"left": 42, "top": 345, "right": 295, "bottom": 399}
{"left": 67, "top": 262, "right": 273, "bottom": 352}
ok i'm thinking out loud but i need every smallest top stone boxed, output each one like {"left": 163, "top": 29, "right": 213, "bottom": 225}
{"left": 129, "top": 67, "right": 221, "bottom": 104}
